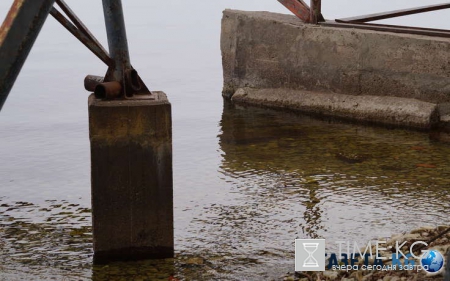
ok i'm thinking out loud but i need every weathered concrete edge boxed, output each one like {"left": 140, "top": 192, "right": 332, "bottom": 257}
{"left": 231, "top": 88, "right": 440, "bottom": 130}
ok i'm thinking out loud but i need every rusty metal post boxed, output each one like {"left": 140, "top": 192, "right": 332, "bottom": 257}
{"left": 310, "top": 0, "right": 321, "bottom": 24}
{"left": 102, "top": 0, "right": 132, "bottom": 83}
{"left": 0, "top": 0, "right": 56, "bottom": 111}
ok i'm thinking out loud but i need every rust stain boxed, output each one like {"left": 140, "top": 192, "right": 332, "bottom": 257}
{"left": 0, "top": 0, "right": 25, "bottom": 44}
{"left": 416, "top": 163, "right": 436, "bottom": 168}
{"left": 411, "top": 146, "right": 427, "bottom": 151}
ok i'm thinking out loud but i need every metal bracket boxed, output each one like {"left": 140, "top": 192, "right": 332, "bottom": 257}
{"left": 51, "top": 0, "right": 153, "bottom": 100}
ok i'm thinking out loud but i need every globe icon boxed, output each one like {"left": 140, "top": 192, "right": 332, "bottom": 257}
{"left": 420, "top": 250, "right": 444, "bottom": 273}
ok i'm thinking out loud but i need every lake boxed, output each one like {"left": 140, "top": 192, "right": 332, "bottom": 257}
{"left": 0, "top": 1, "right": 449, "bottom": 280}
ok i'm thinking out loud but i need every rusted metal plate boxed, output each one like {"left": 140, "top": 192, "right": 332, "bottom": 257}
{"left": 277, "top": 0, "right": 311, "bottom": 23}
{"left": 322, "top": 20, "right": 450, "bottom": 39}
{"left": 0, "top": 0, "right": 56, "bottom": 111}
{"left": 336, "top": 3, "right": 450, "bottom": 23}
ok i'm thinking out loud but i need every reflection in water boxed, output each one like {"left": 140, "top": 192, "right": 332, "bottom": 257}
{"left": 218, "top": 100, "right": 450, "bottom": 252}
{"left": 302, "top": 184, "right": 322, "bottom": 239}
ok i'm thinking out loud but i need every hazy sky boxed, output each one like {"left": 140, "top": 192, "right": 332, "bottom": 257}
{"left": 1, "top": 0, "right": 450, "bottom": 28}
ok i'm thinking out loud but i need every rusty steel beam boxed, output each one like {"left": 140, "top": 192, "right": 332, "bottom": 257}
{"left": 337, "top": 3, "right": 450, "bottom": 23}
{"left": 310, "top": 0, "right": 322, "bottom": 24}
{"left": 0, "top": 0, "right": 56, "bottom": 111}
{"left": 101, "top": 0, "right": 150, "bottom": 98}
{"left": 102, "top": 0, "right": 132, "bottom": 84}
{"left": 348, "top": 21, "right": 450, "bottom": 34}
{"left": 55, "top": 0, "right": 110, "bottom": 65}
{"left": 322, "top": 20, "right": 450, "bottom": 39}
{"left": 277, "top": 0, "right": 311, "bottom": 23}
{"left": 50, "top": 7, "right": 113, "bottom": 66}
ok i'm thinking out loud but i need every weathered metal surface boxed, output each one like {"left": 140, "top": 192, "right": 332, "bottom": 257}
{"left": 309, "top": 0, "right": 323, "bottom": 24}
{"left": 277, "top": 0, "right": 311, "bottom": 23}
{"left": 0, "top": 0, "right": 56, "bottom": 111}
{"left": 86, "top": 73, "right": 150, "bottom": 100}
{"left": 55, "top": 0, "right": 110, "bottom": 64}
{"left": 84, "top": 75, "right": 105, "bottom": 92}
{"left": 125, "top": 69, "right": 142, "bottom": 92}
{"left": 94, "top": 81, "right": 122, "bottom": 99}
{"left": 100, "top": 0, "right": 152, "bottom": 99}
{"left": 50, "top": 8, "right": 113, "bottom": 66}
{"left": 322, "top": 20, "right": 450, "bottom": 39}
{"left": 337, "top": 3, "right": 450, "bottom": 23}
{"left": 102, "top": 0, "right": 132, "bottom": 83}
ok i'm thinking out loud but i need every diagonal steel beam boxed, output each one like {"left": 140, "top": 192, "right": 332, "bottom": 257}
{"left": 50, "top": 7, "right": 113, "bottom": 66}
{"left": 55, "top": 0, "right": 110, "bottom": 64}
{"left": 322, "top": 20, "right": 450, "bottom": 38}
{"left": 337, "top": 3, "right": 450, "bottom": 23}
{"left": 0, "top": 0, "right": 56, "bottom": 111}
{"left": 277, "top": 0, "right": 311, "bottom": 23}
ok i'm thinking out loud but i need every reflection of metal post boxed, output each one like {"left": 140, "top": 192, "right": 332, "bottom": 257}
{"left": 102, "top": 0, "right": 131, "bottom": 83}
{"left": 0, "top": 0, "right": 56, "bottom": 111}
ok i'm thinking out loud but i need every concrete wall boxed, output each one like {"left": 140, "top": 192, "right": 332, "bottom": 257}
{"left": 221, "top": 10, "right": 450, "bottom": 104}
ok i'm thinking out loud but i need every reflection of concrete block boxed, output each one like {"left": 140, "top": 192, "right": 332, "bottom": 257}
{"left": 88, "top": 92, "right": 173, "bottom": 263}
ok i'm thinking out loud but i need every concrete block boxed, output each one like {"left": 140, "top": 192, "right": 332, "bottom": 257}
{"left": 221, "top": 10, "right": 450, "bottom": 104}
{"left": 88, "top": 92, "right": 173, "bottom": 263}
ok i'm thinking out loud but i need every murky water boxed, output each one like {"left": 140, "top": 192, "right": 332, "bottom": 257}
{"left": 1, "top": 102, "right": 449, "bottom": 280}
{"left": 1, "top": 0, "right": 450, "bottom": 280}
